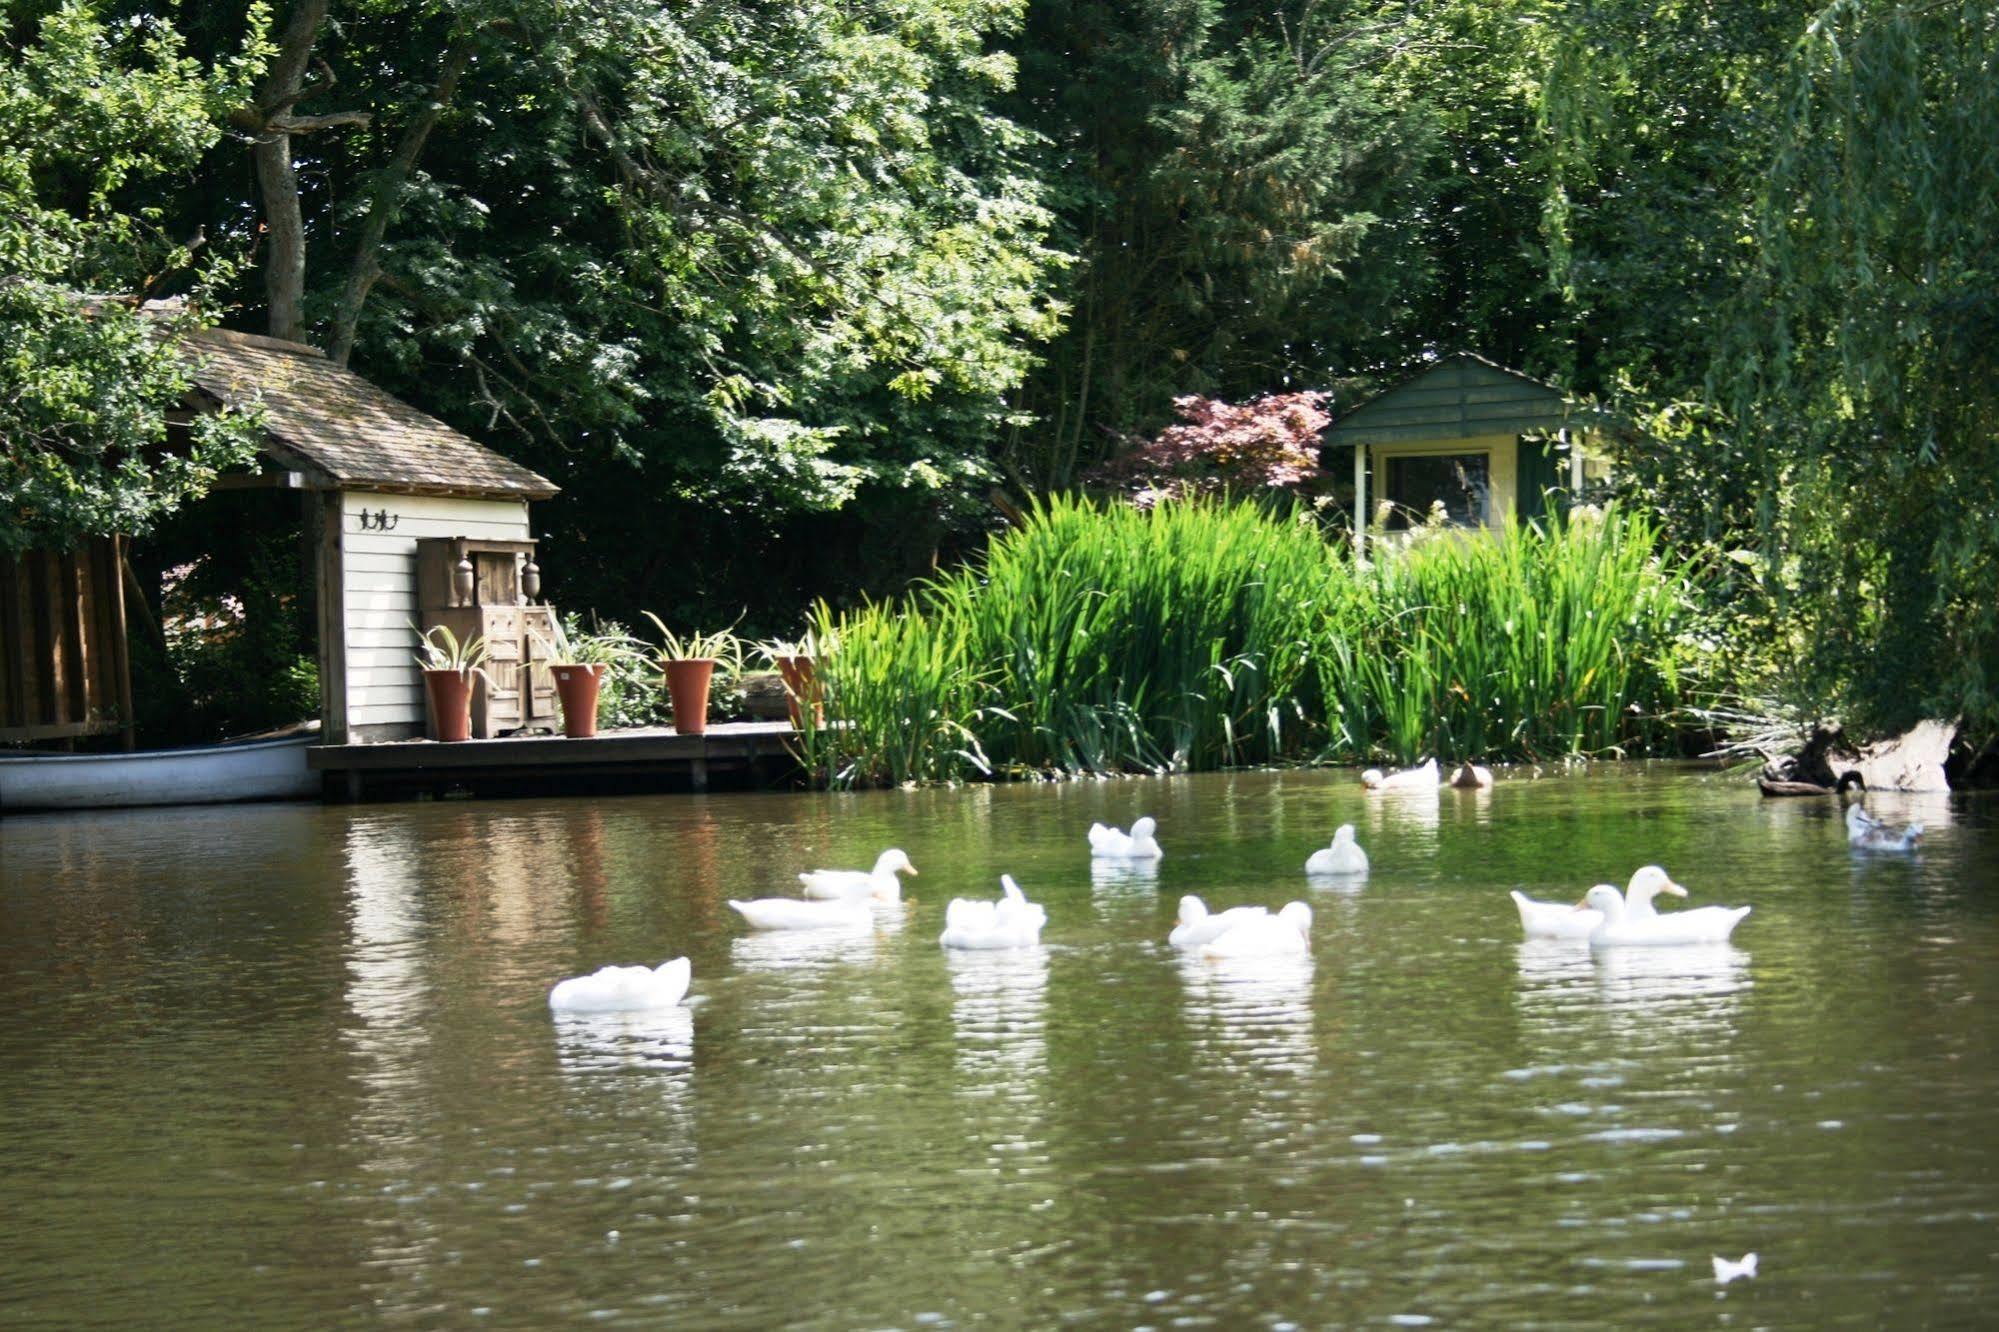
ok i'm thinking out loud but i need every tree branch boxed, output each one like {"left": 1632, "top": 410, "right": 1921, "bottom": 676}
{"left": 329, "top": 37, "right": 480, "bottom": 365}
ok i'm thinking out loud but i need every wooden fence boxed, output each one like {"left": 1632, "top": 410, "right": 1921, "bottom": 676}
{"left": 0, "top": 537, "right": 135, "bottom": 747}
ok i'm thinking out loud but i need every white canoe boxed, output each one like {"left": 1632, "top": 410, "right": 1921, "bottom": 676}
{"left": 0, "top": 731, "right": 318, "bottom": 812}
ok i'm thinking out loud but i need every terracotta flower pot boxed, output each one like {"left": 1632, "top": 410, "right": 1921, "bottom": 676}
{"left": 551, "top": 663, "right": 608, "bottom": 739}
{"left": 422, "top": 668, "right": 474, "bottom": 742}
{"left": 774, "top": 654, "right": 822, "bottom": 729}
{"left": 664, "top": 658, "right": 717, "bottom": 735}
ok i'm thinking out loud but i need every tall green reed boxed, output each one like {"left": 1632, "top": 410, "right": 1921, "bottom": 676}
{"left": 796, "top": 495, "right": 1699, "bottom": 787}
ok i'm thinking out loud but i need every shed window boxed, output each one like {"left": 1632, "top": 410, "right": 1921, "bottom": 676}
{"left": 1384, "top": 452, "right": 1491, "bottom": 528}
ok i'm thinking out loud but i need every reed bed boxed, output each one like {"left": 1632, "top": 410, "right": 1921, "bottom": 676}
{"left": 796, "top": 495, "right": 1698, "bottom": 787}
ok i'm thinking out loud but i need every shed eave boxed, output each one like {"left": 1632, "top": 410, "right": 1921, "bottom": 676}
{"left": 319, "top": 476, "right": 561, "bottom": 502}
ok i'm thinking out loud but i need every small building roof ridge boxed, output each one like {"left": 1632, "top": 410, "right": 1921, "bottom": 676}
{"left": 189, "top": 326, "right": 329, "bottom": 359}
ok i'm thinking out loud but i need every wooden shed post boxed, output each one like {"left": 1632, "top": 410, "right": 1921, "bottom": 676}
{"left": 1352, "top": 444, "right": 1368, "bottom": 560}
{"left": 109, "top": 536, "right": 135, "bottom": 749}
{"left": 310, "top": 491, "right": 349, "bottom": 745}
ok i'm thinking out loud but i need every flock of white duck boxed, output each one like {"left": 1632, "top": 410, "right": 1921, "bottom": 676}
{"left": 548, "top": 757, "right": 1924, "bottom": 1013}
{"left": 541, "top": 756, "right": 1901, "bottom": 1290}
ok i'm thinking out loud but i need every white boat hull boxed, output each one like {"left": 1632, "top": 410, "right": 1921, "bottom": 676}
{"left": 0, "top": 734, "right": 319, "bottom": 812}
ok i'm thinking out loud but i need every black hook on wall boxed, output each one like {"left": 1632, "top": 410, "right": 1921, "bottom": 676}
{"left": 356, "top": 509, "right": 400, "bottom": 532}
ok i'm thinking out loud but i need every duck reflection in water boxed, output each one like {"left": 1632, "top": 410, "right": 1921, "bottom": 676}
{"left": 1516, "top": 939, "right": 1751, "bottom": 1045}
{"left": 1178, "top": 952, "right": 1317, "bottom": 1077}
{"left": 729, "top": 909, "right": 887, "bottom": 972}
{"left": 1090, "top": 856, "right": 1161, "bottom": 893}
{"left": 553, "top": 1005, "right": 696, "bottom": 1075}
{"left": 948, "top": 947, "right": 1049, "bottom": 1082}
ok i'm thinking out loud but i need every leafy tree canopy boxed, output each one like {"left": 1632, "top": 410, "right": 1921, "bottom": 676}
{"left": 0, "top": 0, "right": 267, "bottom": 554}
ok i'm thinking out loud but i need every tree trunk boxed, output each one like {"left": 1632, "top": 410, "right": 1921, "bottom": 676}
{"left": 248, "top": 0, "right": 336, "bottom": 343}
{"left": 255, "top": 138, "right": 308, "bottom": 342}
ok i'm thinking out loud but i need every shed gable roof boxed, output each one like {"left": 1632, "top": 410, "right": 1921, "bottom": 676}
{"left": 183, "top": 329, "right": 559, "bottom": 500}
{"left": 1326, "top": 351, "right": 1597, "bottom": 448}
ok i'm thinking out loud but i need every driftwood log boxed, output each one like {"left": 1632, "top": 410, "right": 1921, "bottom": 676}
{"left": 1761, "top": 719, "right": 1956, "bottom": 793}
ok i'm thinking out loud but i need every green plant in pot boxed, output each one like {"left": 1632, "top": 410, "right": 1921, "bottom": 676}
{"left": 411, "top": 623, "right": 491, "bottom": 743}
{"left": 642, "top": 613, "right": 745, "bottom": 736}
{"left": 755, "top": 628, "right": 833, "bottom": 729}
{"left": 536, "top": 618, "right": 644, "bottom": 739}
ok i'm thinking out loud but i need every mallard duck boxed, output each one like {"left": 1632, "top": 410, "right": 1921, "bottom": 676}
{"left": 1089, "top": 816, "right": 1163, "bottom": 860}
{"left": 1200, "top": 901, "right": 1312, "bottom": 960}
{"left": 728, "top": 897, "right": 872, "bottom": 931}
{"left": 1168, "top": 895, "right": 1268, "bottom": 950}
{"left": 1449, "top": 761, "right": 1495, "bottom": 789}
{"left": 1757, "top": 770, "right": 1864, "bottom": 799}
{"left": 1511, "top": 865, "right": 1685, "bottom": 939}
{"left": 940, "top": 874, "right": 1046, "bottom": 950}
{"left": 1846, "top": 802, "right": 1922, "bottom": 852}
{"left": 549, "top": 957, "right": 691, "bottom": 1012}
{"left": 1361, "top": 758, "right": 1440, "bottom": 791}
{"left": 1304, "top": 824, "right": 1368, "bottom": 875}
{"left": 799, "top": 847, "right": 918, "bottom": 901}
{"left": 1581, "top": 882, "right": 1751, "bottom": 948}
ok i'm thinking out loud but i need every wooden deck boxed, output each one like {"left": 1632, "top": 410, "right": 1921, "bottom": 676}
{"left": 308, "top": 720, "right": 802, "bottom": 800}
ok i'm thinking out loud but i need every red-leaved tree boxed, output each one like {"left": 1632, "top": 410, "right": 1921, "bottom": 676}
{"left": 1088, "top": 392, "right": 1330, "bottom": 507}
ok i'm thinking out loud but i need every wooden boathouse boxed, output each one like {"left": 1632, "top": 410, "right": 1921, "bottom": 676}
{"left": 6, "top": 324, "right": 800, "bottom": 806}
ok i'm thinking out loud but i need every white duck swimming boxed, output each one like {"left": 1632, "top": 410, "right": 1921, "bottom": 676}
{"left": 1361, "top": 758, "right": 1440, "bottom": 791}
{"left": 1168, "top": 895, "right": 1269, "bottom": 950}
{"left": 727, "top": 896, "right": 872, "bottom": 931}
{"left": 1846, "top": 802, "right": 1922, "bottom": 852}
{"left": 940, "top": 875, "right": 1046, "bottom": 950}
{"left": 1089, "top": 816, "right": 1163, "bottom": 860}
{"left": 799, "top": 847, "right": 919, "bottom": 901}
{"left": 1304, "top": 824, "right": 1369, "bottom": 875}
{"left": 1511, "top": 865, "right": 1686, "bottom": 940}
{"left": 549, "top": 957, "right": 691, "bottom": 1012}
{"left": 1581, "top": 882, "right": 1751, "bottom": 948}
{"left": 1712, "top": 1252, "right": 1758, "bottom": 1285}
{"left": 1200, "top": 901, "right": 1312, "bottom": 960}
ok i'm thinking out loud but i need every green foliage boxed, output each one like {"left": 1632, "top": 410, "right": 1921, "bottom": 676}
{"left": 130, "top": 528, "right": 317, "bottom": 745}
{"left": 1707, "top": 0, "right": 1999, "bottom": 739}
{"left": 0, "top": 0, "right": 267, "bottom": 552}
{"left": 1000, "top": 1, "right": 1422, "bottom": 485}
{"left": 410, "top": 622, "right": 491, "bottom": 677}
{"left": 792, "top": 598, "right": 991, "bottom": 787}
{"left": 535, "top": 615, "right": 644, "bottom": 669}
{"left": 798, "top": 496, "right": 1698, "bottom": 787}
{"left": 559, "top": 615, "right": 672, "bottom": 731}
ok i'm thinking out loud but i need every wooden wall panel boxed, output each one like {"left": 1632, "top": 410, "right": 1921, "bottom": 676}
{"left": 0, "top": 537, "right": 132, "bottom": 745}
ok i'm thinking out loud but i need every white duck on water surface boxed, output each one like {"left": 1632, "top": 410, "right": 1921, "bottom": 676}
{"left": 1580, "top": 882, "right": 1751, "bottom": 948}
{"left": 549, "top": 957, "right": 692, "bottom": 1012}
{"left": 727, "top": 896, "right": 873, "bottom": 931}
{"left": 1168, "top": 895, "right": 1270, "bottom": 950}
{"left": 1089, "top": 816, "right": 1163, "bottom": 860}
{"left": 940, "top": 875, "right": 1046, "bottom": 950}
{"left": 1361, "top": 758, "right": 1440, "bottom": 792}
{"left": 1305, "top": 824, "right": 1368, "bottom": 876}
{"left": 1511, "top": 865, "right": 1686, "bottom": 940}
{"left": 798, "top": 848, "right": 918, "bottom": 901}
{"left": 1199, "top": 901, "right": 1312, "bottom": 960}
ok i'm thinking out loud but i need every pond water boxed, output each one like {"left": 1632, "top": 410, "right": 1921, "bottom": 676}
{"left": 2, "top": 767, "right": 1995, "bottom": 1327}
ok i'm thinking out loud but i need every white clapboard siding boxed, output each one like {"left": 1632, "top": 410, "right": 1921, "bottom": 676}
{"left": 338, "top": 490, "right": 531, "bottom": 733}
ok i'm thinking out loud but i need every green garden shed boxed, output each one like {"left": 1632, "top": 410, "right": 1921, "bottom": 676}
{"left": 1325, "top": 352, "right": 1611, "bottom": 556}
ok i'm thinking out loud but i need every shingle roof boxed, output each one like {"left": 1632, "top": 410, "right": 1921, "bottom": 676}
{"left": 183, "top": 328, "right": 559, "bottom": 500}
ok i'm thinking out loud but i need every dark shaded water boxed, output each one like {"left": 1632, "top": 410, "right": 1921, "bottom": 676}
{"left": 2, "top": 766, "right": 1995, "bottom": 1328}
